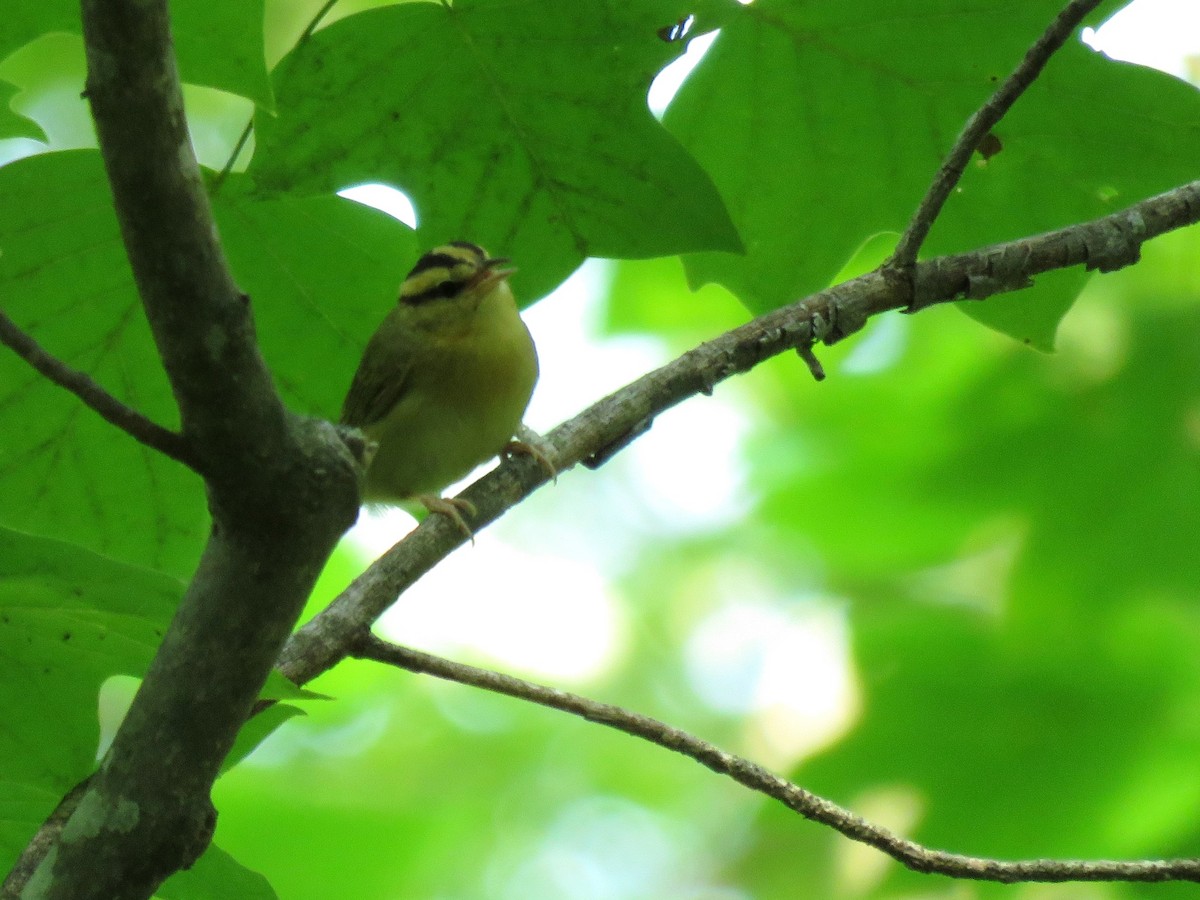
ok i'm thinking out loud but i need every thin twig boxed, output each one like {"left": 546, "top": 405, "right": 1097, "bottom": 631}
{"left": 17, "top": 1, "right": 361, "bottom": 895}
{"left": 355, "top": 635, "right": 1200, "bottom": 884}
{"left": 796, "top": 343, "right": 826, "bottom": 381}
{"left": 299, "top": 0, "right": 341, "bottom": 43}
{"left": 0, "top": 307, "right": 198, "bottom": 470}
{"left": 890, "top": 0, "right": 1105, "bottom": 270}
{"left": 212, "top": 121, "right": 253, "bottom": 191}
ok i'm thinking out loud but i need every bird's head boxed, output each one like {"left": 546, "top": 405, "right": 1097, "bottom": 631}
{"left": 399, "top": 241, "right": 516, "bottom": 307}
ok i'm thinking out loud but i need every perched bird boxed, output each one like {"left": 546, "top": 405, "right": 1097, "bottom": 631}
{"left": 340, "top": 241, "right": 540, "bottom": 534}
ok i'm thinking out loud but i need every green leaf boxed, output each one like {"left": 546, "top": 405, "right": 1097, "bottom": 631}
{"left": 0, "top": 78, "right": 46, "bottom": 141}
{"left": 221, "top": 704, "right": 305, "bottom": 775}
{"left": 0, "top": 0, "right": 271, "bottom": 108}
{"left": 949, "top": 310, "right": 1200, "bottom": 609}
{"left": 250, "top": 0, "right": 741, "bottom": 303}
{"left": 0, "top": 526, "right": 181, "bottom": 873}
{"left": 0, "top": 34, "right": 93, "bottom": 152}
{"left": 0, "top": 152, "right": 413, "bottom": 574}
{"left": 173, "top": 1, "right": 273, "bottom": 111}
{"left": 604, "top": 256, "right": 747, "bottom": 339}
{"left": 260, "top": 668, "right": 331, "bottom": 703}
{"left": 749, "top": 308, "right": 1005, "bottom": 575}
{"left": 215, "top": 175, "right": 417, "bottom": 420}
{"left": 0, "top": 3, "right": 75, "bottom": 62}
{"left": 0, "top": 150, "right": 207, "bottom": 576}
{"left": 736, "top": 299, "right": 1200, "bottom": 892}
{"left": 666, "top": 0, "right": 1200, "bottom": 347}
{"left": 157, "top": 842, "right": 277, "bottom": 900}
{"left": 941, "top": 42, "right": 1200, "bottom": 348}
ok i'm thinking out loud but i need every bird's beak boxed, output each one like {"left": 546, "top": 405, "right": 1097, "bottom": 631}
{"left": 470, "top": 258, "right": 517, "bottom": 291}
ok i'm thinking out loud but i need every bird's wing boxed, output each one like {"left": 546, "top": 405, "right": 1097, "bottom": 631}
{"left": 339, "top": 320, "right": 417, "bottom": 428}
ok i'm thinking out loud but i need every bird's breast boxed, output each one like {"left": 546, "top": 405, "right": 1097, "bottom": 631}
{"left": 362, "top": 292, "right": 537, "bottom": 501}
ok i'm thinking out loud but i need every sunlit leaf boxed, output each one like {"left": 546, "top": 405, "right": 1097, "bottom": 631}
{"left": 0, "top": 151, "right": 204, "bottom": 575}
{"left": 666, "top": 0, "right": 1200, "bottom": 348}
{"left": 0, "top": 152, "right": 411, "bottom": 574}
{"left": 0, "top": 0, "right": 271, "bottom": 108}
{"left": 251, "top": 0, "right": 741, "bottom": 303}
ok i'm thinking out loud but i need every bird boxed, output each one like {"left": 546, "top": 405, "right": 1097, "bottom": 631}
{"left": 340, "top": 241, "right": 541, "bottom": 536}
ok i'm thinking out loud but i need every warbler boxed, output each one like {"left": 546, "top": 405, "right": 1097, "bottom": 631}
{"left": 340, "top": 241, "right": 540, "bottom": 534}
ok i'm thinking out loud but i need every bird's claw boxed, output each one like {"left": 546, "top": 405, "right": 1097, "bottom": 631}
{"left": 417, "top": 494, "right": 477, "bottom": 543}
{"left": 508, "top": 434, "right": 559, "bottom": 482}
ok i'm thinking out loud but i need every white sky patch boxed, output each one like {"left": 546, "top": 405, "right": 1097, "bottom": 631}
{"left": 96, "top": 675, "right": 139, "bottom": 759}
{"left": 648, "top": 30, "right": 718, "bottom": 119}
{"left": 338, "top": 182, "right": 419, "bottom": 229}
{"left": 1084, "top": 0, "right": 1200, "bottom": 80}
{"left": 838, "top": 310, "right": 907, "bottom": 376}
{"left": 526, "top": 261, "right": 753, "bottom": 535}
{"left": 377, "top": 538, "right": 625, "bottom": 685}
{"left": 626, "top": 396, "right": 753, "bottom": 532}
{"left": 242, "top": 705, "right": 392, "bottom": 767}
{"left": 489, "top": 795, "right": 747, "bottom": 900}
{"left": 521, "top": 260, "right": 665, "bottom": 432}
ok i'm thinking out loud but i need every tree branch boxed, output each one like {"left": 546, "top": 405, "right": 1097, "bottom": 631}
{"left": 9, "top": 3, "right": 1190, "bottom": 895}
{"left": 11, "top": 3, "right": 361, "bottom": 898}
{"left": 278, "top": 177, "right": 1200, "bottom": 688}
{"left": 0, "top": 308, "right": 198, "bottom": 470}
{"left": 355, "top": 635, "right": 1200, "bottom": 884}
{"left": 890, "top": 0, "right": 1105, "bottom": 269}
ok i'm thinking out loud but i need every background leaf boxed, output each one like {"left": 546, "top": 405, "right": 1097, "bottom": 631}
{"left": 0, "top": 0, "right": 272, "bottom": 108}
{"left": 216, "top": 175, "right": 417, "bottom": 420}
{"left": 666, "top": 0, "right": 1200, "bottom": 347}
{"left": 157, "top": 843, "right": 277, "bottom": 900}
{"left": 0, "top": 151, "right": 205, "bottom": 576}
{"left": 0, "top": 79, "right": 45, "bottom": 142}
{"left": 0, "top": 153, "right": 413, "bottom": 575}
{"left": 0, "top": 526, "right": 181, "bottom": 874}
{"left": 251, "top": 0, "right": 742, "bottom": 303}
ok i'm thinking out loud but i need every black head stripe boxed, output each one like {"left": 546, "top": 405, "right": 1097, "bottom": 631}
{"left": 407, "top": 251, "right": 472, "bottom": 279}
{"left": 402, "top": 280, "right": 466, "bottom": 305}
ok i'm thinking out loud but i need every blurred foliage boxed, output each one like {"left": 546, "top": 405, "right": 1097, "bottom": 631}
{"left": 1, "top": 0, "right": 1199, "bottom": 898}
{"left": 0, "top": 529, "right": 180, "bottom": 863}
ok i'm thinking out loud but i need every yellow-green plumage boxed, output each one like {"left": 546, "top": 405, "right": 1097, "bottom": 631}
{"left": 340, "top": 242, "right": 538, "bottom": 503}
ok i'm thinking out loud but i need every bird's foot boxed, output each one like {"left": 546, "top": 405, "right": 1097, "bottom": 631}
{"left": 417, "top": 494, "right": 477, "bottom": 542}
{"left": 504, "top": 429, "right": 557, "bottom": 483}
